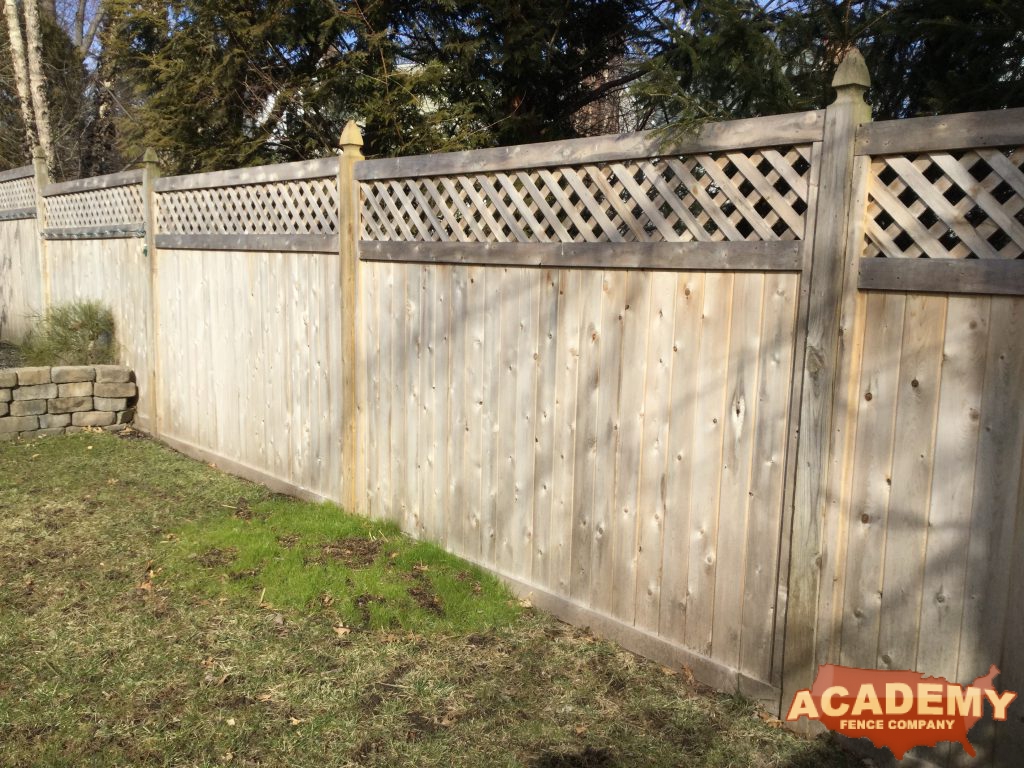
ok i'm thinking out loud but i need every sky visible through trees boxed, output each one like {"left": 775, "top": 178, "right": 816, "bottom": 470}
{"left": 0, "top": 0, "right": 1021, "bottom": 178}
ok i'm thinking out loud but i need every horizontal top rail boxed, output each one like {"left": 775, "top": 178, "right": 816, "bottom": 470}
{"left": 356, "top": 110, "right": 825, "bottom": 180}
{"left": 856, "top": 107, "right": 1024, "bottom": 155}
{"left": 156, "top": 156, "right": 339, "bottom": 192}
{"left": 43, "top": 169, "right": 144, "bottom": 197}
{"left": 0, "top": 165, "right": 34, "bottom": 183}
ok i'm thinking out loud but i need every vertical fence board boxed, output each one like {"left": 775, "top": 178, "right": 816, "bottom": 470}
{"left": 658, "top": 273, "right": 705, "bottom": 643}
{"left": 633, "top": 272, "right": 676, "bottom": 632}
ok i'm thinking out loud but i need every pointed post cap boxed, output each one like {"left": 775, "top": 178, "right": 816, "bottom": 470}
{"left": 143, "top": 147, "right": 159, "bottom": 164}
{"left": 31, "top": 145, "right": 46, "bottom": 161}
{"left": 832, "top": 47, "right": 870, "bottom": 90}
{"left": 339, "top": 120, "right": 364, "bottom": 157}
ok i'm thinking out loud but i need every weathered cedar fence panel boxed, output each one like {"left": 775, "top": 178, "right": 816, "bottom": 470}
{"left": 1, "top": 49, "right": 1023, "bottom": 766}
{"left": 0, "top": 164, "right": 42, "bottom": 342}
{"left": 41, "top": 169, "right": 156, "bottom": 429}
{"left": 790, "top": 105, "right": 1024, "bottom": 765}
{"left": 355, "top": 110, "right": 824, "bottom": 701}
{"left": 150, "top": 157, "right": 347, "bottom": 503}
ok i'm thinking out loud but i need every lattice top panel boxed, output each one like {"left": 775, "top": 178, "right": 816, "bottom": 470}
{"left": 359, "top": 147, "right": 812, "bottom": 243}
{"left": 865, "top": 146, "right": 1024, "bottom": 259}
{"left": 157, "top": 178, "right": 339, "bottom": 236}
{"left": 0, "top": 176, "right": 35, "bottom": 211}
{"left": 45, "top": 184, "right": 144, "bottom": 229}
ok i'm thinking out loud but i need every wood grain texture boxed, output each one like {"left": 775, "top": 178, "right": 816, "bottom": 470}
{"left": 855, "top": 108, "right": 1024, "bottom": 155}
{"left": 47, "top": 238, "right": 153, "bottom": 429}
{"left": 153, "top": 248, "right": 343, "bottom": 501}
{"left": 361, "top": 262, "right": 800, "bottom": 694}
{"left": 0, "top": 217, "right": 43, "bottom": 342}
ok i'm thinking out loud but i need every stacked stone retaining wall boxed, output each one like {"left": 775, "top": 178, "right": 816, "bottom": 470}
{"left": 0, "top": 365, "right": 137, "bottom": 440}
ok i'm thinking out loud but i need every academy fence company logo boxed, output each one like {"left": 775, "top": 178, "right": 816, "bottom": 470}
{"left": 785, "top": 664, "right": 1017, "bottom": 759}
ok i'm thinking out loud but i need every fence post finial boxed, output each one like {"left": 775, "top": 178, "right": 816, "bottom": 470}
{"left": 143, "top": 147, "right": 159, "bottom": 165}
{"left": 832, "top": 47, "right": 870, "bottom": 98}
{"left": 339, "top": 120, "right": 364, "bottom": 158}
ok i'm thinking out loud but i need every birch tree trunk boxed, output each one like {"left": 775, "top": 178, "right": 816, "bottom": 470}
{"left": 22, "top": 0, "right": 53, "bottom": 170}
{"left": 3, "top": 0, "right": 35, "bottom": 154}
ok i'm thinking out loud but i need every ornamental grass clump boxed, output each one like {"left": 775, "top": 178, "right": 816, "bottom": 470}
{"left": 21, "top": 300, "right": 117, "bottom": 366}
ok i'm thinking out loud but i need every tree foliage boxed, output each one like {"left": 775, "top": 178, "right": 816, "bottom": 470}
{"left": 0, "top": 0, "right": 1022, "bottom": 177}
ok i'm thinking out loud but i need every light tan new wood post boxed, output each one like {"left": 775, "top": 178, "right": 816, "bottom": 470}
{"left": 338, "top": 121, "right": 364, "bottom": 511}
{"left": 142, "top": 148, "right": 162, "bottom": 436}
{"left": 32, "top": 146, "right": 50, "bottom": 310}
{"left": 781, "top": 49, "right": 871, "bottom": 724}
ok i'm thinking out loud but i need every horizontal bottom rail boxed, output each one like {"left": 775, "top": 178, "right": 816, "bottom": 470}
{"left": 156, "top": 233, "right": 339, "bottom": 253}
{"left": 44, "top": 223, "right": 144, "bottom": 240}
{"left": 0, "top": 207, "right": 36, "bottom": 221}
{"left": 859, "top": 257, "right": 1024, "bottom": 296}
{"left": 359, "top": 240, "right": 802, "bottom": 272}
{"left": 154, "top": 431, "right": 335, "bottom": 505}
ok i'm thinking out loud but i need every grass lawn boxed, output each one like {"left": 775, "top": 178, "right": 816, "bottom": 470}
{"left": 0, "top": 430, "right": 859, "bottom": 767}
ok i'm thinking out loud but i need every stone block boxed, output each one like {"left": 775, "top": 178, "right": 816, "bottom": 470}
{"left": 58, "top": 382, "right": 93, "bottom": 397}
{"left": 0, "top": 415, "right": 39, "bottom": 433}
{"left": 48, "top": 396, "right": 93, "bottom": 414}
{"left": 34, "top": 427, "right": 66, "bottom": 437}
{"left": 65, "top": 426, "right": 85, "bottom": 434}
{"left": 116, "top": 407, "right": 136, "bottom": 424}
{"left": 0, "top": 371, "right": 16, "bottom": 388}
{"left": 39, "top": 413, "right": 72, "bottom": 429}
{"left": 102, "top": 423, "right": 128, "bottom": 433}
{"left": 0, "top": 402, "right": 7, "bottom": 416}
{"left": 93, "top": 397, "right": 127, "bottom": 411}
{"left": 10, "top": 399, "right": 46, "bottom": 417}
{"left": 72, "top": 411, "right": 115, "bottom": 427}
{"left": 51, "top": 366, "right": 95, "bottom": 384}
{"left": 13, "top": 383, "right": 57, "bottom": 400}
{"left": 94, "top": 382, "right": 136, "bottom": 398}
{"left": 0, "top": 388, "right": 10, "bottom": 402}
{"left": 0, "top": 431, "right": 15, "bottom": 441}
{"left": 94, "top": 365, "right": 131, "bottom": 384}
{"left": 16, "top": 367, "right": 50, "bottom": 385}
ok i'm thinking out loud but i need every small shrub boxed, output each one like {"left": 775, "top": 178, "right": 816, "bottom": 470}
{"left": 22, "top": 300, "right": 117, "bottom": 366}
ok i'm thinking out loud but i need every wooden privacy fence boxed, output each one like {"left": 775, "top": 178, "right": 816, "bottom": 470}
{"left": 1, "top": 51, "right": 1023, "bottom": 764}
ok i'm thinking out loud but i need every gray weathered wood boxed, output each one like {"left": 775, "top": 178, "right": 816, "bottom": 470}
{"left": 0, "top": 207, "right": 35, "bottom": 220}
{"left": 358, "top": 240, "right": 802, "bottom": 271}
{"left": 0, "top": 164, "right": 34, "bottom": 182}
{"left": 357, "top": 111, "right": 825, "bottom": 180}
{"left": 42, "top": 169, "right": 143, "bottom": 196}
{"left": 782, "top": 49, "right": 872, "bottom": 723}
{"left": 858, "top": 258, "right": 1024, "bottom": 296}
{"left": 155, "top": 156, "right": 339, "bottom": 191}
{"left": 856, "top": 107, "right": 1024, "bottom": 155}
{"left": 44, "top": 223, "right": 145, "bottom": 240}
{"left": 155, "top": 233, "right": 339, "bottom": 253}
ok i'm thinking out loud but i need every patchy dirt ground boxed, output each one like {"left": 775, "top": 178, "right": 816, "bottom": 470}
{"left": 0, "top": 340, "right": 22, "bottom": 368}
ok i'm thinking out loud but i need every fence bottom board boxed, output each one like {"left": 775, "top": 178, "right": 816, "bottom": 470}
{"left": 859, "top": 257, "right": 1024, "bottom": 296}
{"left": 150, "top": 426, "right": 784, "bottom": 713}
{"left": 153, "top": 431, "right": 336, "bottom": 506}
{"left": 421, "top": 549, "right": 782, "bottom": 713}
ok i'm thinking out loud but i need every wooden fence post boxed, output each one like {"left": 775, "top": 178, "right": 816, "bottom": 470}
{"left": 31, "top": 146, "right": 50, "bottom": 310}
{"left": 338, "top": 121, "right": 364, "bottom": 511}
{"left": 781, "top": 49, "right": 872, "bottom": 722}
{"left": 142, "top": 148, "right": 161, "bottom": 436}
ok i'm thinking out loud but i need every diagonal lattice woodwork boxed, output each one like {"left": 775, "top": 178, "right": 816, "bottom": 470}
{"left": 0, "top": 177, "right": 36, "bottom": 211}
{"left": 864, "top": 146, "right": 1024, "bottom": 259}
{"left": 359, "top": 147, "right": 813, "bottom": 243}
{"left": 45, "top": 184, "right": 144, "bottom": 229}
{"left": 157, "top": 178, "right": 338, "bottom": 236}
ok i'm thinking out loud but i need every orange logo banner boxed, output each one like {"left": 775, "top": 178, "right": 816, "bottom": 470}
{"left": 785, "top": 664, "right": 1016, "bottom": 759}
